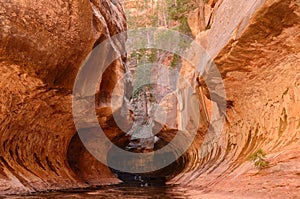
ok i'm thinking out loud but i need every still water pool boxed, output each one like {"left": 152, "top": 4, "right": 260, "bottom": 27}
{"left": 5, "top": 184, "right": 231, "bottom": 199}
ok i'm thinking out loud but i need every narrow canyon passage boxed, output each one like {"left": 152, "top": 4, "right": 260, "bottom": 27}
{"left": 0, "top": 0, "right": 299, "bottom": 198}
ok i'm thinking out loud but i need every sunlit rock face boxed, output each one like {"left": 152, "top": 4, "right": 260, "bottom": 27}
{"left": 174, "top": 0, "right": 300, "bottom": 197}
{"left": 1, "top": 0, "right": 300, "bottom": 197}
{"left": 0, "top": 0, "right": 126, "bottom": 194}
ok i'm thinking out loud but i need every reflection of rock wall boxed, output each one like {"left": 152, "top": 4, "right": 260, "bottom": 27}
{"left": 0, "top": 0, "right": 126, "bottom": 194}
{"left": 173, "top": 0, "right": 300, "bottom": 197}
{"left": 1, "top": 0, "right": 300, "bottom": 197}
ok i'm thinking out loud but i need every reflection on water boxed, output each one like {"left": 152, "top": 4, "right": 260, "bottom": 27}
{"left": 8, "top": 184, "right": 204, "bottom": 199}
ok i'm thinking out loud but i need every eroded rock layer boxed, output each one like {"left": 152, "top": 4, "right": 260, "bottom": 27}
{"left": 0, "top": 0, "right": 126, "bottom": 194}
{"left": 0, "top": 0, "right": 299, "bottom": 197}
{"left": 173, "top": 0, "right": 300, "bottom": 198}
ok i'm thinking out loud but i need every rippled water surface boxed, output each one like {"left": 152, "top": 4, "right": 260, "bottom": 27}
{"left": 6, "top": 184, "right": 223, "bottom": 199}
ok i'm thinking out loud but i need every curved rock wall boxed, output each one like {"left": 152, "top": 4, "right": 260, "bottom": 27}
{"left": 173, "top": 0, "right": 300, "bottom": 197}
{"left": 0, "top": 0, "right": 299, "bottom": 197}
{"left": 0, "top": 0, "right": 126, "bottom": 194}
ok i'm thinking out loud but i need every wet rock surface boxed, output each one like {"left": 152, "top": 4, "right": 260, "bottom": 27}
{"left": 0, "top": 0, "right": 126, "bottom": 194}
{"left": 174, "top": 0, "right": 300, "bottom": 198}
{"left": 0, "top": 0, "right": 299, "bottom": 198}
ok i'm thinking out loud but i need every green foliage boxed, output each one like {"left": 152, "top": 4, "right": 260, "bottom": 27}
{"left": 133, "top": 60, "right": 152, "bottom": 89}
{"left": 247, "top": 149, "right": 266, "bottom": 160}
{"left": 166, "top": 0, "right": 198, "bottom": 35}
{"left": 254, "top": 159, "right": 270, "bottom": 169}
{"left": 125, "top": 0, "right": 197, "bottom": 35}
{"left": 132, "top": 83, "right": 154, "bottom": 99}
{"left": 129, "top": 49, "right": 158, "bottom": 63}
{"left": 125, "top": 0, "right": 200, "bottom": 73}
{"left": 178, "top": 17, "right": 193, "bottom": 36}
{"left": 167, "top": 0, "right": 198, "bottom": 21}
{"left": 248, "top": 149, "right": 270, "bottom": 169}
{"left": 170, "top": 54, "right": 181, "bottom": 67}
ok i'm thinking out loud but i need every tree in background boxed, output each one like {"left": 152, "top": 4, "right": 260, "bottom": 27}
{"left": 123, "top": 0, "right": 200, "bottom": 34}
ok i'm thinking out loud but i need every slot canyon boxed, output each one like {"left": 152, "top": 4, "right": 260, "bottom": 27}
{"left": 0, "top": 0, "right": 299, "bottom": 198}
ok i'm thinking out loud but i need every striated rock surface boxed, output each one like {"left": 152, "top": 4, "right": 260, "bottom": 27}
{"left": 175, "top": 0, "right": 300, "bottom": 198}
{"left": 0, "top": 0, "right": 126, "bottom": 194}
{"left": 0, "top": 0, "right": 300, "bottom": 197}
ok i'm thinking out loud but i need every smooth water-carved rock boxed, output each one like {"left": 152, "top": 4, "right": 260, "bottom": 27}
{"left": 172, "top": 0, "right": 300, "bottom": 198}
{"left": 0, "top": 0, "right": 126, "bottom": 194}
{"left": 1, "top": 0, "right": 300, "bottom": 197}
